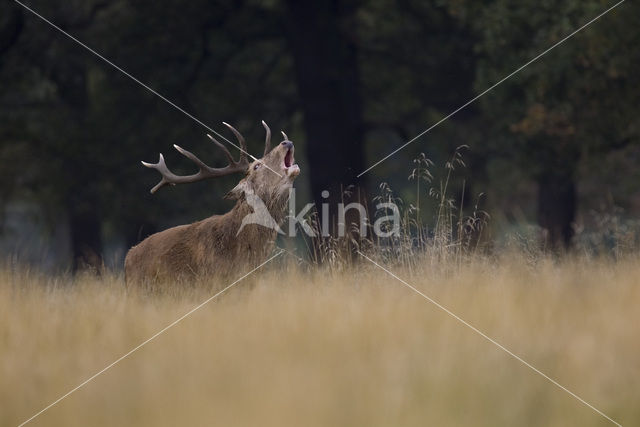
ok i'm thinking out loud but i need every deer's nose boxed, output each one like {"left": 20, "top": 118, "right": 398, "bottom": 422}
{"left": 281, "top": 140, "right": 293, "bottom": 149}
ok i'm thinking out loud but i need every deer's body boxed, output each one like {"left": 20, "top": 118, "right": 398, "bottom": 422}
{"left": 124, "top": 122, "right": 299, "bottom": 285}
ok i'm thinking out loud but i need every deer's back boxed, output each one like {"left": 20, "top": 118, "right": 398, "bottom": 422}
{"left": 124, "top": 223, "right": 200, "bottom": 284}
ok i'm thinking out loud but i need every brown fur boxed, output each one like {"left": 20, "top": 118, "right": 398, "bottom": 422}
{"left": 125, "top": 140, "right": 299, "bottom": 286}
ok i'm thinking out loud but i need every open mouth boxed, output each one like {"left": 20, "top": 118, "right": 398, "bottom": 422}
{"left": 282, "top": 147, "right": 300, "bottom": 177}
{"left": 284, "top": 148, "right": 293, "bottom": 168}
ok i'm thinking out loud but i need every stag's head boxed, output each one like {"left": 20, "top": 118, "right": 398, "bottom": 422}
{"left": 226, "top": 127, "right": 299, "bottom": 204}
{"left": 142, "top": 121, "right": 300, "bottom": 206}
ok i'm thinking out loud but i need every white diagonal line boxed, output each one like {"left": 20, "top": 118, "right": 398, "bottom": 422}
{"left": 17, "top": 251, "right": 284, "bottom": 427}
{"left": 13, "top": 0, "right": 282, "bottom": 178}
{"left": 357, "top": 251, "right": 623, "bottom": 427}
{"left": 358, "top": 0, "right": 626, "bottom": 177}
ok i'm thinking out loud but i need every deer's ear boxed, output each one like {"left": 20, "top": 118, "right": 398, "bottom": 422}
{"left": 224, "top": 179, "right": 249, "bottom": 200}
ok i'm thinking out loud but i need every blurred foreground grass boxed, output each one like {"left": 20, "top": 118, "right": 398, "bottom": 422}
{"left": 1, "top": 254, "right": 639, "bottom": 426}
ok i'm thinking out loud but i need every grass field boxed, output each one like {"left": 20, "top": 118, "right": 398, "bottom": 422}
{"left": 1, "top": 253, "right": 639, "bottom": 426}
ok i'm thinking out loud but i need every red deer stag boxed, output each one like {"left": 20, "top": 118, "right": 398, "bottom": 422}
{"left": 124, "top": 122, "right": 299, "bottom": 284}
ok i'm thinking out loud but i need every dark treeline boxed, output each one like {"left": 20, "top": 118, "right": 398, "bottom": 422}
{"left": 1, "top": 0, "right": 639, "bottom": 269}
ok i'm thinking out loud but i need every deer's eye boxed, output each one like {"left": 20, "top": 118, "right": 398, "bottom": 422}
{"left": 253, "top": 163, "right": 261, "bottom": 170}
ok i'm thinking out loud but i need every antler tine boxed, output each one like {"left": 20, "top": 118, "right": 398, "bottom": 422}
{"left": 173, "top": 143, "right": 219, "bottom": 171}
{"left": 281, "top": 130, "right": 289, "bottom": 140}
{"left": 141, "top": 153, "right": 173, "bottom": 194}
{"left": 207, "top": 134, "right": 235, "bottom": 165}
{"left": 262, "top": 120, "right": 272, "bottom": 156}
{"left": 222, "top": 121, "right": 248, "bottom": 162}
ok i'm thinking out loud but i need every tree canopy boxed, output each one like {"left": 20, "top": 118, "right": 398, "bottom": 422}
{"left": 1, "top": 0, "right": 638, "bottom": 268}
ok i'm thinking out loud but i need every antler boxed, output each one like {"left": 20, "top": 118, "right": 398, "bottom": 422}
{"left": 142, "top": 122, "right": 250, "bottom": 194}
{"left": 262, "top": 120, "right": 272, "bottom": 156}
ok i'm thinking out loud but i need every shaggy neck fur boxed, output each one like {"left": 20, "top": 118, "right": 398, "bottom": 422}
{"left": 198, "top": 188, "right": 291, "bottom": 264}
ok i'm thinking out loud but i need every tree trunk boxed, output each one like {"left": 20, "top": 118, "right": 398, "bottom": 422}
{"left": 53, "top": 57, "right": 104, "bottom": 271}
{"left": 68, "top": 196, "right": 103, "bottom": 272}
{"left": 283, "top": 0, "right": 367, "bottom": 229}
{"left": 537, "top": 168, "right": 576, "bottom": 250}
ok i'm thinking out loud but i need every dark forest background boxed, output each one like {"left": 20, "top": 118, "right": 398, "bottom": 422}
{"left": 1, "top": 0, "right": 639, "bottom": 270}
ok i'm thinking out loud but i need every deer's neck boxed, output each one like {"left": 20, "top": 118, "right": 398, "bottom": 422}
{"left": 232, "top": 192, "right": 290, "bottom": 225}
{"left": 204, "top": 192, "right": 289, "bottom": 250}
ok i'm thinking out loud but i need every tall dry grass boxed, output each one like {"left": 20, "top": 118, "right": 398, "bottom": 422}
{"left": 3, "top": 150, "right": 639, "bottom": 426}
{"left": 301, "top": 148, "right": 489, "bottom": 272}
{"left": 2, "top": 253, "right": 639, "bottom": 426}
